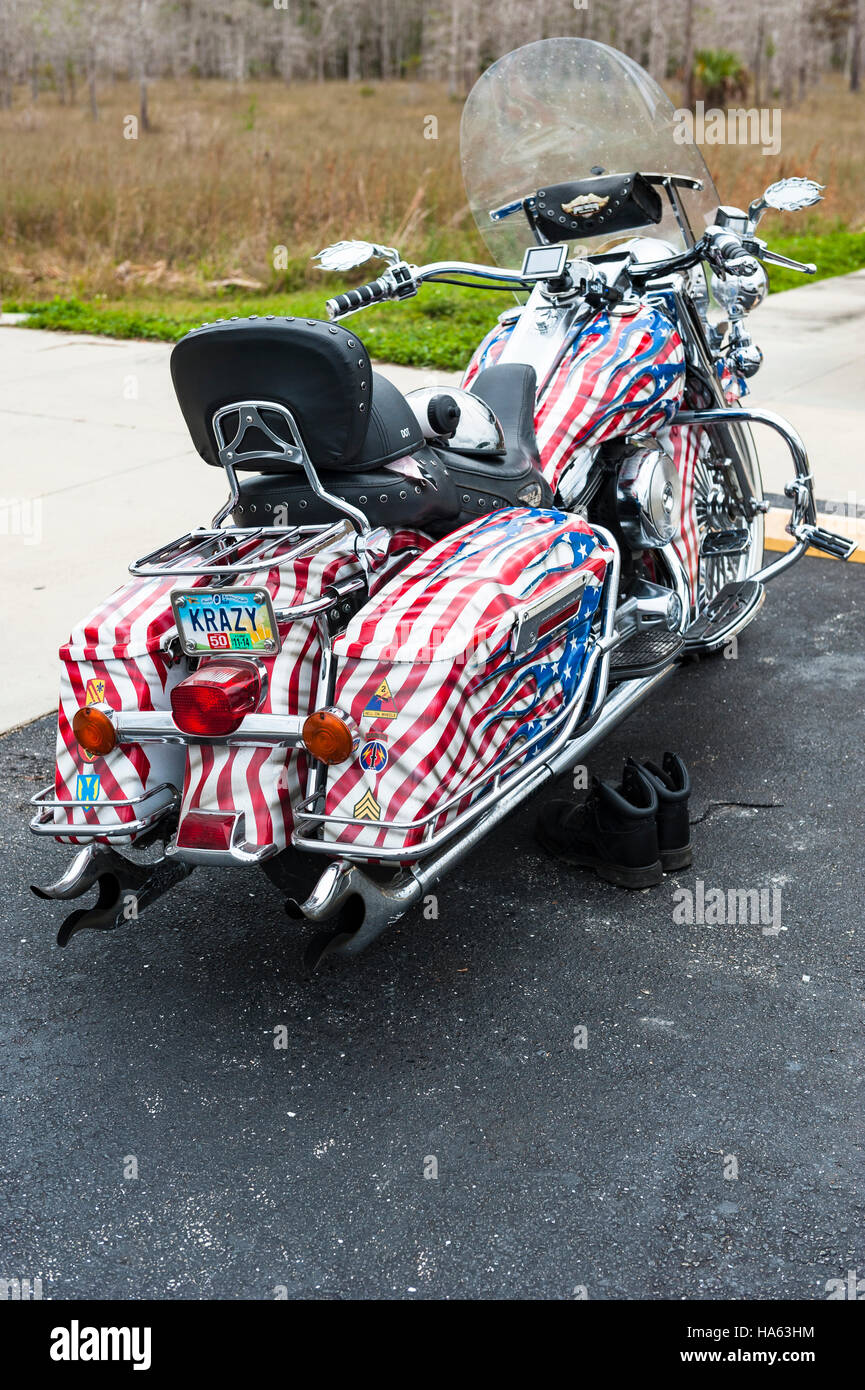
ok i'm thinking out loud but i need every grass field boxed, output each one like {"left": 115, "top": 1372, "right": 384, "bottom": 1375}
{"left": 2, "top": 76, "right": 863, "bottom": 366}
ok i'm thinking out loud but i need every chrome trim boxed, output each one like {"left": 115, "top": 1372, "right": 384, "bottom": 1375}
{"left": 294, "top": 661, "right": 678, "bottom": 924}
{"left": 415, "top": 259, "right": 531, "bottom": 286}
{"left": 616, "top": 442, "right": 682, "bottom": 548}
{"left": 510, "top": 569, "right": 590, "bottom": 655}
{"left": 673, "top": 405, "right": 817, "bottom": 584}
{"left": 29, "top": 782, "right": 179, "bottom": 839}
{"left": 102, "top": 709, "right": 306, "bottom": 748}
{"left": 129, "top": 520, "right": 352, "bottom": 578}
{"left": 655, "top": 543, "right": 691, "bottom": 630}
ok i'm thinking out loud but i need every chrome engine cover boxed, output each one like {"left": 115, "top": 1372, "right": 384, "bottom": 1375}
{"left": 616, "top": 440, "right": 682, "bottom": 548}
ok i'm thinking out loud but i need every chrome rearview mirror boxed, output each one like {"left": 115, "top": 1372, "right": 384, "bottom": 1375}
{"left": 748, "top": 177, "right": 824, "bottom": 226}
{"left": 313, "top": 239, "right": 401, "bottom": 273}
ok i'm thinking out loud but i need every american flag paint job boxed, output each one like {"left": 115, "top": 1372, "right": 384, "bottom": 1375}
{"left": 50, "top": 528, "right": 430, "bottom": 850}
{"left": 663, "top": 423, "right": 705, "bottom": 600}
{"left": 323, "top": 509, "right": 613, "bottom": 854}
{"left": 463, "top": 304, "right": 686, "bottom": 498}
{"left": 461, "top": 301, "right": 701, "bottom": 592}
{"left": 53, "top": 575, "right": 198, "bottom": 843}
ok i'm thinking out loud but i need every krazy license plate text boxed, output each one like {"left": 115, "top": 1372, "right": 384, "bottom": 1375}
{"left": 171, "top": 589, "right": 279, "bottom": 654}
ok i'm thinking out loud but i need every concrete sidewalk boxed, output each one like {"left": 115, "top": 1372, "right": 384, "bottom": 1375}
{"left": 1, "top": 270, "right": 862, "bottom": 731}
{"left": 746, "top": 269, "right": 865, "bottom": 508}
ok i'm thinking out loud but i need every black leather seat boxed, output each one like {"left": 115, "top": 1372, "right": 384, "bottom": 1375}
{"left": 430, "top": 364, "right": 553, "bottom": 526}
{"left": 171, "top": 316, "right": 552, "bottom": 534}
{"left": 234, "top": 363, "right": 553, "bottom": 534}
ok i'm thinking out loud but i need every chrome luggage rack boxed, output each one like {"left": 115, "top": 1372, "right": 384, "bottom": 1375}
{"left": 129, "top": 518, "right": 353, "bottom": 579}
{"left": 30, "top": 782, "right": 179, "bottom": 839}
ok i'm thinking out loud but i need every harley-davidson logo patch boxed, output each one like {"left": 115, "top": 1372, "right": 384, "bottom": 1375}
{"left": 353, "top": 789, "right": 382, "bottom": 822}
{"left": 561, "top": 193, "right": 609, "bottom": 218}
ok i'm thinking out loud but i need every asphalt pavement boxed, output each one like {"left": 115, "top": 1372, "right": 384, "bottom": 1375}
{"left": 1, "top": 556, "right": 862, "bottom": 1300}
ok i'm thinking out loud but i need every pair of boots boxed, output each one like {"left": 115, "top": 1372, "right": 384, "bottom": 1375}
{"left": 536, "top": 753, "right": 691, "bottom": 889}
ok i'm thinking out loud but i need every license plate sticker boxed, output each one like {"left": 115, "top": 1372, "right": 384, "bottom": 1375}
{"left": 171, "top": 588, "right": 280, "bottom": 656}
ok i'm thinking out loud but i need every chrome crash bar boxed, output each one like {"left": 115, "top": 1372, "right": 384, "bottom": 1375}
{"left": 30, "top": 782, "right": 179, "bottom": 839}
{"left": 674, "top": 405, "right": 856, "bottom": 575}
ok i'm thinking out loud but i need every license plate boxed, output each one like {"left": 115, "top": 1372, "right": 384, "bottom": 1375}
{"left": 171, "top": 588, "right": 280, "bottom": 657}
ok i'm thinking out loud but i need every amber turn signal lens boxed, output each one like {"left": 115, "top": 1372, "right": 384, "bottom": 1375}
{"left": 72, "top": 705, "right": 117, "bottom": 757}
{"left": 302, "top": 708, "right": 357, "bottom": 765}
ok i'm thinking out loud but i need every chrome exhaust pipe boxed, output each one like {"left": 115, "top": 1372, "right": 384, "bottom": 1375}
{"left": 32, "top": 837, "right": 192, "bottom": 947}
{"left": 296, "top": 662, "right": 677, "bottom": 966}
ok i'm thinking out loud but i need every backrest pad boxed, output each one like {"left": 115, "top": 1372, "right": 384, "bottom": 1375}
{"left": 170, "top": 316, "right": 373, "bottom": 470}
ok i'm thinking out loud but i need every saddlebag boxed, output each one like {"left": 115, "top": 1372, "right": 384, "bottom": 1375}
{"left": 308, "top": 508, "right": 614, "bottom": 857}
{"left": 49, "top": 577, "right": 191, "bottom": 844}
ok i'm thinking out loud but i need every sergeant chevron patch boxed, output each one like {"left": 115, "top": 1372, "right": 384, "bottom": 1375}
{"left": 353, "top": 789, "right": 382, "bottom": 822}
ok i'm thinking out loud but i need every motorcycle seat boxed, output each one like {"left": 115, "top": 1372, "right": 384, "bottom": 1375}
{"left": 467, "top": 363, "right": 543, "bottom": 475}
{"left": 228, "top": 340, "right": 552, "bottom": 535}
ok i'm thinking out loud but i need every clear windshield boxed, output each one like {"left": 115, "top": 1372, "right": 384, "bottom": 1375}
{"left": 461, "top": 38, "right": 719, "bottom": 270}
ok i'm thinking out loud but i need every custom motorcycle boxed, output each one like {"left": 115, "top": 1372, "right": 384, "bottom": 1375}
{"left": 30, "top": 38, "right": 855, "bottom": 967}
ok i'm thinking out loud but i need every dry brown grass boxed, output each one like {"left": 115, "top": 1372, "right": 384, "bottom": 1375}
{"left": 1, "top": 75, "right": 862, "bottom": 301}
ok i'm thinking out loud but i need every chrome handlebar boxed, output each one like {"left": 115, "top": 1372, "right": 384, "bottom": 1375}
{"left": 325, "top": 259, "right": 530, "bottom": 320}
{"left": 324, "top": 228, "right": 817, "bottom": 322}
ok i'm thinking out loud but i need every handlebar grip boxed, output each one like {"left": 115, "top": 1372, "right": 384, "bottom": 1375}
{"left": 326, "top": 277, "right": 389, "bottom": 320}
{"left": 712, "top": 229, "right": 746, "bottom": 261}
{"left": 708, "top": 228, "right": 759, "bottom": 277}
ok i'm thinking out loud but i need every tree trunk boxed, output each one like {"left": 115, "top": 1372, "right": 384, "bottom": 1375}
{"left": 753, "top": 12, "right": 764, "bottom": 106}
{"left": 647, "top": 0, "right": 667, "bottom": 84}
{"left": 852, "top": 0, "right": 862, "bottom": 92}
{"left": 683, "top": 0, "right": 695, "bottom": 108}
{"left": 138, "top": 2, "right": 151, "bottom": 130}
{"left": 447, "top": 0, "right": 460, "bottom": 99}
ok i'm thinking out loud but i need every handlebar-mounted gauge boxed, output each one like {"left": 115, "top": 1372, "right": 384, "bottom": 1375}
{"left": 520, "top": 243, "right": 569, "bottom": 280}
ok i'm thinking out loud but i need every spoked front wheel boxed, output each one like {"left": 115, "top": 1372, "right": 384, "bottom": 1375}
{"left": 692, "top": 415, "right": 765, "bottom": 613}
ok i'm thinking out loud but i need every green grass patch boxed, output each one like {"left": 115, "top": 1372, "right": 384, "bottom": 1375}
{"left": 3, "top": 282, "right": 508, "bottom": 371}
{"left": 762, "top": 227, "right": 865, "bottom": 292}
{"left": 5, "top": 227, "right": 864, "bottom": 370}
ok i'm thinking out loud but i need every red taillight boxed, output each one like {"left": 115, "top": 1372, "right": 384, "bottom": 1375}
{"left": 170, "top": 660, "right": 261, "bottom": 736}
{"left": 175, "top": 809, "right": 237, "bottom": 851}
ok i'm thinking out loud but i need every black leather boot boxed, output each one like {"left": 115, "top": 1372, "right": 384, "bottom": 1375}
{"left": 628, "top": 753, "right": 692, "bottom": 871}
{"left": 535, "top": 763, "right": 662, "bottom": 888}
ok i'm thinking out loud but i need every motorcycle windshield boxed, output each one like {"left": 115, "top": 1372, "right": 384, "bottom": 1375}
{"left": 461, "top": 38, "right": 719, "bottom": 270}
